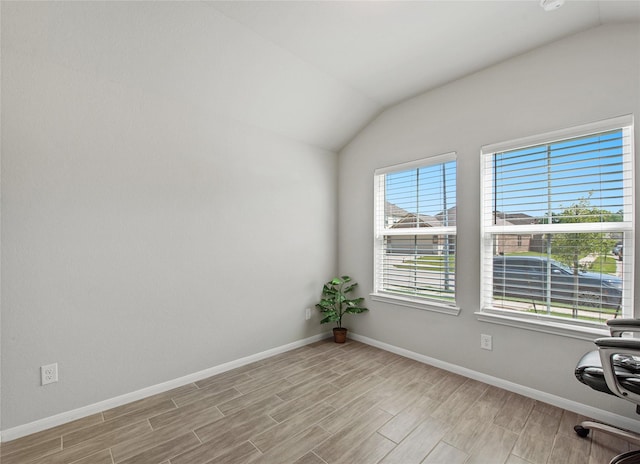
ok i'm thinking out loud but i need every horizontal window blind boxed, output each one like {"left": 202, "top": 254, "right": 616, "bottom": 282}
{"left": 374, "top": 154, "right": 456, "bottom": 305}
{"left": 376, "top": 234, "right": 456, "bottom": 302}
{"left": 485, "top": 234, "right": 627, "bottom": 320}
{"left": 481, "top": 118, "right": 634, "bottom": 325}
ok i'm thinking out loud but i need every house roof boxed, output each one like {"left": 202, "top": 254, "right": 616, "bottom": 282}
{"left": 385, "top": 202, "right": 410, "bottom": 219}
{"left": 495, "top": 212, "right": 538, "bottom": 226}
{"left": 436, "top": 206, "right": 457, "bottom": 226}
{"left": 388, "top": 206, "right": 537, "bottom": 228}
{"left": 392, "top": 213, "right": 442, "bottom": 229}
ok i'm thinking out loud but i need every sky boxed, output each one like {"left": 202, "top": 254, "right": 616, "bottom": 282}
{"left": 385, "top": 160, "right": 456, "bottom": 217}
{"left": 385, "top": 129, "right": 626, "bottom": 221}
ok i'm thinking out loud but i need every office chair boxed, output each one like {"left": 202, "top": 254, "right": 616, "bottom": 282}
{"left": 575, "top": 319, "right": 640, "bottom": 464}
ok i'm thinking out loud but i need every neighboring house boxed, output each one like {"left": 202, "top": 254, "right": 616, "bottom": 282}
{"left": 394, "top": 212, "right": 442, "bottom": 229}
{"left": 491, "top": 212, "right": 541, "bottom": 254}
{"left": 386, "top": 211, "right": 451, "bottom": 255}
{"left": 386, "top": 206, "right": 538, "bottom": 256}
{"left": 435, "top": 206, "right": 457, "bottom": 227}
{"left": 492, "top": 217, "right": 531, "bottom": 254}
{"left": 384, "top": 202, "right": 410, "bottom": 227}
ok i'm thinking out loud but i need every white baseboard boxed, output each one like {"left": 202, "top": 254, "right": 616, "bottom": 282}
{"left": 0, "top": 332, "right": 330, "bottom": 442}
{"left": 5, "top": 330, "right": 638, "bottom": 442}
{"left": 349, "top": 332, "right": 640, "bottom": 434}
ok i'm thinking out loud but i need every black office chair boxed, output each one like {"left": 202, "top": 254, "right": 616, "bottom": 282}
{"left": 575, "top": 319, "right": 640, "bottom": 464}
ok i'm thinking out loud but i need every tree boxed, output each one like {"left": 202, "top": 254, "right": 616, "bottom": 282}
{"left": 551, "top": 195, "right": 617, "bottom": 266}
{"left": 550, "top": 195, "right": 617, "bottom": 314}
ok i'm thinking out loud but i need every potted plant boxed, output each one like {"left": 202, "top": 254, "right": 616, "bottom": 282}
{"left": 316, "top": 275, "right": 368, "bottom": 343}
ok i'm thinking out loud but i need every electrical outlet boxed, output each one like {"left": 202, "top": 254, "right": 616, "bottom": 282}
{"left": 41, "top": 363, "right": 58, "bottom": 385}
{"left": 480, "top": 334, "right": 493, "bottom": 351}
{"left": 305, "top": 307, "right": 311, "bottom": 320}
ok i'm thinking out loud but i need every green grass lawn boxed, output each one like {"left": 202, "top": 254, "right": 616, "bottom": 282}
{"left": 524, "top": 307, "right": 615, "bottom": 323}
{"left": 397, "top": 255, "right": 455, "bottom": 271}
{"left": 589, "top": 255, "right": 618, "bottom": 275}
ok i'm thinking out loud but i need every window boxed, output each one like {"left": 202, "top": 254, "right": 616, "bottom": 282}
{"left": 373, "top": 153, "right": 457, "bottom": 313}
{"left": 481, "top": 116, "right": 634, "bottom": 331}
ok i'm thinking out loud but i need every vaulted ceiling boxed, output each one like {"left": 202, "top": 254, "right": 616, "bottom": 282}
{"left": 4, "top": 1, "right": 639, "bottom": 151}
{"left": 211, "top": 1, "right": 640, "bottom": 107}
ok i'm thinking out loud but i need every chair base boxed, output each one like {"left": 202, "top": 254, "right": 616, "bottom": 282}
{"left": 611, "top": 450, "right": 640, "bottom": 464}
{"left": 575, "top": 421, "right": 640, "bottom": 464}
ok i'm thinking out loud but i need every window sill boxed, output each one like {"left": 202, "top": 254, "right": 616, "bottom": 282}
{"left": 370, "top": 292, "right": 460, "bottom": 316}
{"left": 475, "top": 310, "right": 609, "bottom": 341}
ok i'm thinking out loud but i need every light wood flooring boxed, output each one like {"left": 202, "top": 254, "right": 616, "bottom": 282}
{"left": 1, "top": 339, "right": 637, "bottom": 464}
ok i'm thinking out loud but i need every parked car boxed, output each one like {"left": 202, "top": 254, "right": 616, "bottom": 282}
{"left": 493, "top": 255, "right": 622, "bottom": 310}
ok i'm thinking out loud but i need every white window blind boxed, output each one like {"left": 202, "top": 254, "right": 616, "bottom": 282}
{"left": 481, "top": 116, "right": 634, "bottom": 326}
{"left": 374, "top": 153, "right": 456, "bottom": 307}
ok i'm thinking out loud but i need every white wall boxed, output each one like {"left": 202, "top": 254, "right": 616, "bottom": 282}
{"left": 1, "top": 3, "right": 341, "bottom": 430}
{"left": 339, "top": 23, "right": 640, "bottom": 420}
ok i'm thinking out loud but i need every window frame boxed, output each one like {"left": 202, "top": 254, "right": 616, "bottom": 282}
{"left": 372, "top": 152, "right": 460, "bottom": 316}
{"left": 478, "top": 116, "right": 635, "bottom": 339}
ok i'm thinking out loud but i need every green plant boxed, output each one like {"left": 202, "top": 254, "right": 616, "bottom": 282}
{"left": 316, "top": 276, "right": 368, "bottom": 328}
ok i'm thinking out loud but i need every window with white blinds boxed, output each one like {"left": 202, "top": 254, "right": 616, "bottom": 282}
{"left": 374, "top": 153, "right": 457, "bottom": 310}
{"left": 481, "top": 116, "right": 634, "bottom": 327}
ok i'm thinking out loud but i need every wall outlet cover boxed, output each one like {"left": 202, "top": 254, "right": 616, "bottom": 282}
{"left": 480, "top": 334, "right": 493, "bottom": 351}
{"left": 41, "top": 363, "right": 59, "bottom": 385}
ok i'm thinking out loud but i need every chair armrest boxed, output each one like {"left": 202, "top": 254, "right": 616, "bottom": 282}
{"left": 607, "top": 319, "right": 640, "bottom": 337}
{"left": 595, "top": 337, "right": 640, "bottom": 403}
{"left": 595, "top": 338, "right": 640, "bottom": 350}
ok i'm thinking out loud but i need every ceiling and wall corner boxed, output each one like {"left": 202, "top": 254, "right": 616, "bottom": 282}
{"left": 5, "top": 2, "right": 637, "bottom": 152}
{"left": 209, "top": 0, "right": 640, "bottom": 133}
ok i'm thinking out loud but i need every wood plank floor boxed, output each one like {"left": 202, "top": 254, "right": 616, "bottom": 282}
{"left": 1, "top": 339, "right": 636, "bottom": 464}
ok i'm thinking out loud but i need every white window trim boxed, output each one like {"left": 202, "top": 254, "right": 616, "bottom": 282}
{"left": 479, "top": 115, "right": 635, "bottom": 337}
{"left": 474, "top": 310, "right": 609, "bottom": 341}
{"left": 373, "top": 151, "right": 457, "bottom": 176}
{"left": 373, "top": 152, "right": 459, "bottom": 314}
{"left": 481, "top": 115, "right": 633, "bottom": 155}
{"left": 370, "top": 292, "right": 461, "bottom": 316}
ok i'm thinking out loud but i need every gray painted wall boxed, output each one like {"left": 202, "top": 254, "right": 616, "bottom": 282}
{"left": 338, "top": 23, "right": 640, "bottom": 420}
{"left": 1, "top": 4, "right": 337, "bottom": 429}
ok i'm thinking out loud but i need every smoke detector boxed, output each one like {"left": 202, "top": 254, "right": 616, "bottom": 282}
{"left": 540, "top": 0, "right": 565, "bottom": 11}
